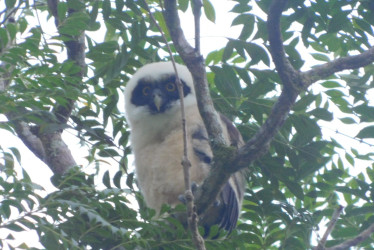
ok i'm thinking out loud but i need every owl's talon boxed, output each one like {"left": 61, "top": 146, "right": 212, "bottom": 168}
{"left": 178, "top": 194, "right": 187, "bottom": 204}
{"left": 178, "top": 182, "right": 199, "bottom": 204}
{"left": 191, "top": 182, "right": 198, "bottom": 193}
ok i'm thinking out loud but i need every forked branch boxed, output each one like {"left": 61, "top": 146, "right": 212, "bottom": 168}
{"left": 162, "top": 0, "right": 374, "bottom": 227}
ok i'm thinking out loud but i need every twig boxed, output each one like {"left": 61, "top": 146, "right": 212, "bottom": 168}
{"left": 304, "top": 46, "right": 374, "bottom": 87}
{"left": 0, "top": 1, "right": 23, "bottom": 26}
{"left": 192, "top": 0, "right": 202, "bottom": 53}
{"left": 314, "top": 205, "right": 344, "bottom": 250}
{"left": 326, "top": 222, "right": 374, "bottom": 250}
{"left": 143, "top": 2, "right": 205, "bottom": 249}
{"left": 267, "top": 0, "right": 300, "bottom": 89}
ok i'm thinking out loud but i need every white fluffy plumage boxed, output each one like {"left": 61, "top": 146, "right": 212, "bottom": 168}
{"left": 124, "top": 62, "right": 245, "bottom": 232}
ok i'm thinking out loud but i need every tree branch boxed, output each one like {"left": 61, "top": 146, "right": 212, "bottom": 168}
{"left": 162, "top": 0, "right": 374, "bottom": 224}
{"left": 5, "top": 113, "right": 46, "bottom": 160}
{"left": 0, "top": 11, "right": 47, "bottom": 166}
{"left": 304, "top": 47, "right": 374, "bottom": 86}
{"left": 47, "top": 0, "right": 86, "bottom": 125}
{"left": 163, "top": 0, "right": 226, "bottom": 146}
{"left": 267, "top": 0, "right": 301, "bottom": 89}
{"left": 326, "top": 222, "right": 374, "bottom": 250}
{"left": 192, "top": 0, "right": 202, "bottom": 54}
{"left": 314, "top": 205, "right": 344, "bottom": 250}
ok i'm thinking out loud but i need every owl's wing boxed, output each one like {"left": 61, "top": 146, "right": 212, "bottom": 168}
{"left": 191, "top": 115, "right": 246, "bottom": 235}
{"left": 217, "top": 114, "right": 246, "bottom": 233}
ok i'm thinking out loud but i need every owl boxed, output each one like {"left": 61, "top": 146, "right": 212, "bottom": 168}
{"left": 124, "top": 62, "right": 245, "bottom": 233}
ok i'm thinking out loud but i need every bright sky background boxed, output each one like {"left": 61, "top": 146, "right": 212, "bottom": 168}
{"left": 1, "top": 1, "right": 374, "bottom": 249}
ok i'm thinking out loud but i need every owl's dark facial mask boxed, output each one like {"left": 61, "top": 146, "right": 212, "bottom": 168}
{"left": 131, "top": 75, "right": 191, "bottom": 114}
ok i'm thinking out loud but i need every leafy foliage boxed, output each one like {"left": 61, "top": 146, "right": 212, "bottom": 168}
{"left": 0, "top": 0, "right": 374, "bottom": 249}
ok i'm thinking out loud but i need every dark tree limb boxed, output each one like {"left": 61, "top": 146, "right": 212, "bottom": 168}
{"left": 267, "top": 0, "right": 300, "bottom": 89}
{"left": 163, "top": 0, "right": 227, "bottom": 146}
{"left": 47, "top": 0, "right": 86, "bottom": 125}
{"left": 314, "top": 205, "right": 344, "bottom": 250}
{"left": 325, "top": 222, "right": 374, "bottom": 250}
{"left": 304, "top": 46, "right": 374, "bottom": 86}
{"left": 5, "top": 113, "right": 46, "bottom": 161}
{"left": 0, "top": 11, "right": 47, "bottom": 167}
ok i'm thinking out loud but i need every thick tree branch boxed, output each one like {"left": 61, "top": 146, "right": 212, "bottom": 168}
{"left": 267, "top": 0, "right": 301, "bottom": 89}
{"left": 47, "top": 0, "right": 86, "bottom": 124}
{"left": 304, "top": 47, "right": 374, "bottom": 86}
{"left": 0, "top": 12, "right": 47, "bottom": 166}
{"left": 314, "top": 205, "right": 344, "bottom": 250}
{"left": 5, "top": 113, "right": 46, "bottom": 160}
{"left": 326, "top": 222, "right": 374, "bottom": 250}
{"left": 163, "top": 0, "right": 226, "bottom": 146}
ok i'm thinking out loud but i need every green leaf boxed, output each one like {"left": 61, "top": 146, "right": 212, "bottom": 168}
{"left": 5, "top": 223, "right": 24, "bottom": 232}
{"left": 113, "top": 171, "right": 122, "bottom": 189}
{"left": 211, "top": 65, "right": 241, "bottom": 104}
{"left": 321, "top": 81, "right": 342, "bottom": 88}
{"left": 0, "top": 28, "right": 9, "bottom": 48}
{"left": 293, "top": 94, "right": 315, "bottom": 111}
{"left": 354, "top": 105, "right": 374, "bottom": 122}
{"left": 244, "top": 42, "right": 270, "bottom": 66}
{"left": 102, "top": 0, "right": 112, "bottom": 20}
{"left": 178, "top": 0, "right": 189, "bottom": 12}
{"left": 291, "top": 115, "right": 321, "bottom": 146}
{"left": 57, "top": 2, "right": 68, "bottom": 22}
{"left": 5, "top": 0, "right": 16, "bottom": 9}
{"left": 345, "top": 152, "right": 354, "bottom": 166}
{"left": 325, "top": 89, "right": 345, "bottom": 98}
{"left": 103, "top": 171, "right": 111, "bottom": 188}
{"left": 67, "top": 0, "right": 85, "bottom": 10}
{"left": 285, "top": 181, "right": 304, "bottom": 200}
{"left": 8, "top": 147, "right": 21, "bottom": 164}
{"left": 222, "top": 40, "right": 234, "bottom": 62}
{"left": 126, "top": 172, "right": 134, "bottom": 189}
{"left": 232, "top": 13, "right": 253, "bottom": 26}
{"left": 311, "top": 53, "right": 330, "bottom": 62}
{"left": 340, "top": 117, "right": 356, "bottom": 124}
{"left": 356, "top": 126, "right": 374, "bottom": 139}
{"left": 328, "top": 11, "right": 349, "bottom": 33}
{"left": 308, "top": 108, "right": 333, "bottom": 121}
{"left": 203, "top": 0, "right": 216, "bottom": 23}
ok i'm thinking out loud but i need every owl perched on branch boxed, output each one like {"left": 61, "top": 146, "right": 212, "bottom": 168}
{"left": 124, "top": 62, "right": 245, "bottom": 233}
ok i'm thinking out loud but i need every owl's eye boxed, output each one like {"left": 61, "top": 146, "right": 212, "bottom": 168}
{"left": 142, "top": 86, "right": 151, "bottom": 96}
{"left": 165, "top": 82, "right": 176, "bottom": 92}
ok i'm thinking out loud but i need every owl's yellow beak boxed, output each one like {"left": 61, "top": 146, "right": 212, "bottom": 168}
{"left": 153, "top": 94, "right": 162, "bottom": 111}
